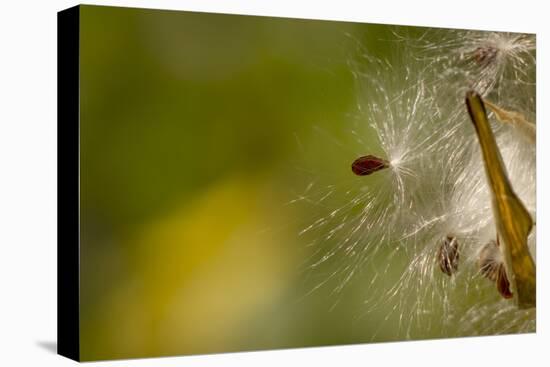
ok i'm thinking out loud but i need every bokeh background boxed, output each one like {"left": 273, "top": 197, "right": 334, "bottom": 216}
{"left": 79, "top": 5, "right": 446, "bottom": 361}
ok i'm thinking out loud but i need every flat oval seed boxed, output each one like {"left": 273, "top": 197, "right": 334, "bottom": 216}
{"left": 478, "top": 240, "right": 499, "bottom": 281}
{"left": 438, "top": 235, "right": 459, "bottom": 276}
{"left": 472, "top": 46, "right": 498, "bottom": 67}
{"left": 351, "top": 155, "right": 389, "bottom": 176}
{"left": 496, "top": 264, "right": 513, "bottom": 299}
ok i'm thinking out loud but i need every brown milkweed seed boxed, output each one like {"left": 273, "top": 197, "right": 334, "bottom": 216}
{"left": 496, "top": 264, "right": 513, "bottom": 299}
{"left": 438, "top": 236, "right": 459, "bottom": 276}
{"left": 472, "top": 46, "right": 498, "bottom": 67}
{"left": 478, "top": 240, "right": 499, "bottom": 281}
{"left": 478, "top": 238, "right": 513, "bottom": 299}
{"left": 351, "top": 155, "right": 389, "bottom": 176}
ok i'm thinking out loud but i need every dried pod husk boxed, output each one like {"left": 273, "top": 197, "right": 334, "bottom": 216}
{"left": 465, "top": 91, "right": 535, "bottom": 308}
{"left": 351, "top": 155, "right": 389, "bottom": 176}
{"left": 483, "top": 99, "right": 536, "bottom": 144}
{"left": 438, "top": 236, "right": 459, "bottom": 276}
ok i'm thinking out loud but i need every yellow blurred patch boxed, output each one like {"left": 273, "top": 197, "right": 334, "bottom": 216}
{"left": 83, "top": 175, "right": 299, "bottom": 359}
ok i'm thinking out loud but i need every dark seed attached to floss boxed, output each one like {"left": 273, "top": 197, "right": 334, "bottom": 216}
{"left": 494, "top": 236, "right": 513, "bottom": 299}
{"left": 496, "top": 264, "right": 513, "bottom": 299}
{"left": 351, "top": 155, "right": 390, "bottom": 176}
{"left": 478, "top": 240, "right": 499, "bottom": 281}
{"left": 478, "top": 238, "right": 513, "bottom": 299}
{"left": 438, "top": 236, "right": 459, "bottom": 276}
{"left": 472, "top": 46, "right": 498, "bottom": 67}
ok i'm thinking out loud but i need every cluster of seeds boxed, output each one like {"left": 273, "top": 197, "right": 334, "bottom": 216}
{"left": 302, "top": 28, "right": 536, "bottom": 338}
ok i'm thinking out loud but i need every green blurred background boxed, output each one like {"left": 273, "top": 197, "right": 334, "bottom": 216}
{"left": 79, "top": 5, "right": 450, "bottom": 361}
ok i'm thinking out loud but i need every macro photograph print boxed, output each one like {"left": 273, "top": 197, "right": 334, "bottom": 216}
{"left": 58, "top": 4, "right": 536, "bottom": 361}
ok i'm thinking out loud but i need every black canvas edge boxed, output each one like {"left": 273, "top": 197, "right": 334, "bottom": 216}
{"left": 57, "top": 4, "right": 81, "bottom": 362}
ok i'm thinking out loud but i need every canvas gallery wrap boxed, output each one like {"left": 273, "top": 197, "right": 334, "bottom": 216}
{"left": 58, "top": 4, "right": 536, "bottom": 362}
